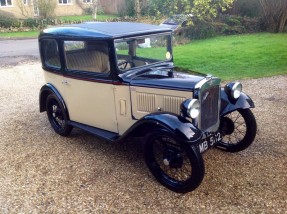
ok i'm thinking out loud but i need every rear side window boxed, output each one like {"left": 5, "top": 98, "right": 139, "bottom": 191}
{"left": 64, "top": 41, "right": 110, "bottom": 74}
{"left": 41, "top": 39, "right": 61, "bottom": 68}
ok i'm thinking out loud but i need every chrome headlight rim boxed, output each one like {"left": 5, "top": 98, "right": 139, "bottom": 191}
{"left": 181, "top": 98, "right": 200, "bottom": 119}
{"left": 225, "top": 81, "right": 242, "bottom": 99}
{"left": 232, "top": 82, "right": 242, "bottom": 99}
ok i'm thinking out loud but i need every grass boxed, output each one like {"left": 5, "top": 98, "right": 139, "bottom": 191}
{"left": 0, "top": 30, "right": 39, "bottom": 38}
{"left": 0, "top": 14, "right": 118, "bottom": 38}
{"left": 0, "top": 28, "right": 286, "bottom": 80}
{"left": 58, "top": 14, "right": 118, "bottom": 22}
{"left": 174, "top": 33, "right": 287, "bottom": 80}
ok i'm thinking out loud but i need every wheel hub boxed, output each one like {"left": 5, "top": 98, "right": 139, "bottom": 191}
{"left": 219, "top": 117, "right": 235, "bottom": 135}
{"left": 163, "top": 158, "right": 170, "bottom": 166}
{"left": 52, "top": 105, "right": 64, "bottom": 120}
{"left": 163, "top": 149, "right": 183, "bottom": 168}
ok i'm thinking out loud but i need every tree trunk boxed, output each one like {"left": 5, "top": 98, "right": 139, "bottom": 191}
{"left": 93, "top": 0, "right": 98, "bottom": 20}
{"left": 135, "top": 0, "right": 140, "bottom": 17}
{"left": 260, "top": 0, "right": 287, "bottom": 33}
{"left": 278, "top": 13, "right": 287, "bottom": 32}
{"left": 277, "top": 6, "right": 287, "bottom": 32}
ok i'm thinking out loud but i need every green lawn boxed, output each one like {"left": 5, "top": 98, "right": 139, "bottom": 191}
{"left": 0, "top": 30, "right": 39, "bottom": 38}
{"left": 174, "top": 33, "right": 287, "bottom": 80}
{"left": 0, "top": 30, "right": 286, "bottom": 80}
{"left": 58, "top": 14, "right": 118, "bottom": 22}
{"left": 0, "top": 14, "right": 118, "bottom": 38}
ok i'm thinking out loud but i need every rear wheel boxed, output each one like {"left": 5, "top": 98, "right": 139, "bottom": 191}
{"left": 144, "top": 130, "right": 204, "bottom": 193}
{"left": 216, "top": 109, "right": 257, "bottom": 153}
{"left": 46, "top": 94, "right": 72, "bottom": 136}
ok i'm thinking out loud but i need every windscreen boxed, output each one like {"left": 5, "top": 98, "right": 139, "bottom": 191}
{"left": 115, "top": 33, "right": 172, "bottom": 72}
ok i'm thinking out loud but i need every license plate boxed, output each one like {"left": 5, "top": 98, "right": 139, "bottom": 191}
{"left": 198, "top": 132, "right": 222, "bottom": 153}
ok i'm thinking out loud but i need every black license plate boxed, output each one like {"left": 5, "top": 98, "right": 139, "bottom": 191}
{"left": 198, "top": 132, "right": 221, "bottom": 153}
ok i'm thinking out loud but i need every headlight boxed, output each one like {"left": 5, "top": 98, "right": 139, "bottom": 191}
{"left": 181, "top": 99, "right": 200, "bottom": 119}
{"left": 225, "top": 82, "right": 242, "bottom": 99}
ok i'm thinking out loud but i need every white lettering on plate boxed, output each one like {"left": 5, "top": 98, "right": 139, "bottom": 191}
{"left": 215, "top": 132, "right": 222, "bottom": 142}
{"left": 210, "top": 136, "right": 215, "bottom": 146}
{"left": 199, "top": 141, "right": 208, "bottom": 153}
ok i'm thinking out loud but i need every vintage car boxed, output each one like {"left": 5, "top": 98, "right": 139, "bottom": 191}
{"left": 159, "top": 14, "right": 191, "bottom": 31}
{"left": 39, "top": 22, "right": 257, "bottom": 193}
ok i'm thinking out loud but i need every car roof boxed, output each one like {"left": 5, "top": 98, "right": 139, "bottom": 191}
{"left": 39, "top": 22, "right": 172, "bottom": 40}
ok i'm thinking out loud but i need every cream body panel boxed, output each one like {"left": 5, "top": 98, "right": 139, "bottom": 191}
{"left": 131, "top": 86, "right": 193, "bottom": 119}
{"left": 113, "top": 85, "right": 136, "bottom": 135}
{"left": 44, "top": 71, "right": 118, "bottom": 133}
{"left": 44, "top": 71, "right": 66, "bottom": 98}
{"left": 62, "top": 77, "right": 118, "bottom": 133}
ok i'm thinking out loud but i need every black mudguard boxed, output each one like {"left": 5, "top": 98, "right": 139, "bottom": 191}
{"left": 220, "top": 89, "right": 255, "bottom": 116}
{"left": 39, "top": 83, "right": 69, "bottom": 117}
{"left": 118, "top": 112, "right": 203, "bottom": 144}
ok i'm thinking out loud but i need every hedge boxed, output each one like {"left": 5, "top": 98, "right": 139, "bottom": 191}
{"left": 176, "top": 15, "right": 262, "bottom": 40}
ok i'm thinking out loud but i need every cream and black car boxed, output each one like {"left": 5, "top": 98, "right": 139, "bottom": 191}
{"left": 39, "top": 22, "right": 257, "bottom": 193}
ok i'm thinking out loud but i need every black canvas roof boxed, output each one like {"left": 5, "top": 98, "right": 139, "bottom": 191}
{"left": 40, "top": 22, "right": 172, "bottom": 40}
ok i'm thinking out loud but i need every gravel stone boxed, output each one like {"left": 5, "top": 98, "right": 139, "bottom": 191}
{"left": 0, "top": 62, "right": 286, "bottom": 213}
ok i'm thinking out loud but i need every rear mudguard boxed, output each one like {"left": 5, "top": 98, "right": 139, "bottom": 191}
{"left": 118, "top": 112, "right": 203, "bottom": 144}
{"left": 220, "top": 89, "right": 255, "bottom": 116}
{"left": 39, "top": 83, "right": 69, "bottom": 118}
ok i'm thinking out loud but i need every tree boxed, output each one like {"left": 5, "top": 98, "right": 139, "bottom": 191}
{"left": 191, "top": 0, "right": 234, "bottom": 20}
{"left": 228, "top": 0, "right": 261, "bottom": 17}
{"left": 36, "top": 0, "right": 56, "bottom": 18}
{"left": 146, "top": 0, "right": 234, "bottom": 20}
{"left": 135, "top": 0, "right": 141, "bottom": 17}
{"left": 147, "top": 0, "right": 192, "bottom": 17}
{"left": 90, "top": 0, "right": 98, "bottom": 20}
{"left": 132, "top": 0, "right": 147, "bottom": 17}
{"left": 16, "top": 0, "right": 33, "bottom": 18}
{"left": 259, "top": 0, "right": 287, "bottom": 32}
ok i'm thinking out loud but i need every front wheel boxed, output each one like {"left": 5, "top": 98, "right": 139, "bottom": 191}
{"left": 216, "top": 109, "right": 257, "bottom": 153}
{"left": 144, "top": 130, "right": 205, "bottom": 193}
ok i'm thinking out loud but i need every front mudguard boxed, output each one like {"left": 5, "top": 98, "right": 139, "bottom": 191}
{"left": 118, "top": 112, "right": 203, "bottom": 145}
{"left": 220, "top": 89, "right": 255, "bottom": 116}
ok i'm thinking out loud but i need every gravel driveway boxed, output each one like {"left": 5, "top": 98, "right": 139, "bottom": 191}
{"left": 0, "top": 62, "right": 286, "bottom": 213}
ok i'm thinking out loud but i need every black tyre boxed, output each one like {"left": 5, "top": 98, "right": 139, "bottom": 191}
{"left": 144, "top": 130, "right": 205, "bottom": 193}
{"left": 216, "top": 109, "right": 257, "bottom": 153}
{"left": 46, "top": 94, "right": 72, "bottom": 136}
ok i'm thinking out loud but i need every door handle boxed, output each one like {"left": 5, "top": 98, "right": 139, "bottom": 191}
{"left": 62, "top": 80, "right": 69, "bottom": 85}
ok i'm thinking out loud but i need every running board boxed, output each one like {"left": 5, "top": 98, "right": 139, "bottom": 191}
{"left": 68, "top": 121, "right": 119, "bottom": 142}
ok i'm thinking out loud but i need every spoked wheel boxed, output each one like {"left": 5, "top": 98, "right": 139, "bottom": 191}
{"left": 46, "top": 94, "right": 72, "bottom": 136}
{"left": 144, "top": 130, "right": 204, "bottom": 193}
{"left": 216, "top": 109, "right": 257, "bottom": 153}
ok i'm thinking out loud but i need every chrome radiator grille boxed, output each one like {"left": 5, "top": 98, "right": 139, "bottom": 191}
{"left": 200, "top": 85, "right": 220, "bottom": 131}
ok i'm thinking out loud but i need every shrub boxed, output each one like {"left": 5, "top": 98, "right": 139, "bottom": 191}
{"left": 1, "top": 18, "right": 20, "bottom": 28}
{"left": 83, "top": 7, "right": 93, "bottom": 15}
{"left": 176, "top": 19, "right": 217, "bottom": 40}
{"left": 119, "top": 0, "right": 135, "bottom": 17}
{"left": 22, "top": 18, "right": 39, "bottom": 28}
{"left": 219, "top": 15, "right": 261, "bottom": 33}
{"left": 240, "top": 16, "right": 261, "bottom": 33}
{"left": 225, "top": 16, "right": 242, "bottom": 26}
{"left": 175, "top": 15, "right": 261, "bottom": 40}
{"left": 0, "top": 12, "right": 20, "bottom": 28}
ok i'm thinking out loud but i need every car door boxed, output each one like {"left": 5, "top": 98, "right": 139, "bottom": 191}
{"left": 60, "top": 40, "right": 118, "bottom": 133}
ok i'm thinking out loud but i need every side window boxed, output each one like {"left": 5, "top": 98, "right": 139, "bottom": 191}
{"left": 41, "top": 39, "right": 61, "bottom": 68}
{"left": 64, "top": 41, "right": 110, "bottom": 74}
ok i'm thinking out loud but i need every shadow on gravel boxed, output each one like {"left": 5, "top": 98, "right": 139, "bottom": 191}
{"left": 0, "top": 56, "right": 39, "bottom": 67}
{"left": 68, "top": 128, "right": 146, "bottom": 168}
